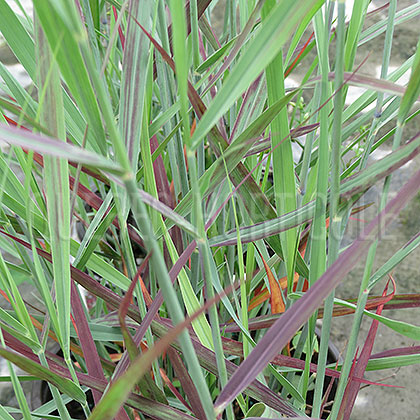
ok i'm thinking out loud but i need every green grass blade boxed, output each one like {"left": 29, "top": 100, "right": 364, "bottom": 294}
{"left": 0, "top": 0, "right": 36, "bottom": 76}
{"left": 33, "top": 0, "right": 108, "bottom": 154}
{"left": 262, "top": 0, "right": 297, "bottom": 287}
{"left": 35, "top": 17, "right": 71, "bottom": 359}
{"left": 0, "top": 125, "right": 124, "bottom": 175}
{"left": 119, "top": 1, "right": 152, "bottom": 170}
{"left": 0, "top": 330, "right": 31, "bottom": 420}
{"left": 397, "top": 37, "right": 420, "bottom": 125}
{"left": 344, "top": 0, "right": 370, "bottom": 71}
{"left": 312, "top": 1, "right": 346, "bottom": 415}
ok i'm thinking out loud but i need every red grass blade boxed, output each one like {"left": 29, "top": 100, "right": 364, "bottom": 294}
{"left": 166, "top": 347, "right": 207, "bottom": 419}
{"left": 112, "top": 6, "right": 125, "bottom": 50}
{"left": 70, "top": 281, "right": 106, "bottom": 405}
{"left": 339, "top": 278, "right": 395, "bottom": 420}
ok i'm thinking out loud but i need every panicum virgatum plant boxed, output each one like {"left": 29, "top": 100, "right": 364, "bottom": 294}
{"left": 0, "top": 1, "right": 420, "bottom": 419}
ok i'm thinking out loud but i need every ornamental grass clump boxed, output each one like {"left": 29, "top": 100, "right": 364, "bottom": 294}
{"left": 0, "top": 1, "right": 420, "bottom": 419}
